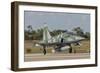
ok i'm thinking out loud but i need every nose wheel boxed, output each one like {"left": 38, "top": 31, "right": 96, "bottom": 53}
{"left": 69, "top": 44, "right": 72, "bottom": 53}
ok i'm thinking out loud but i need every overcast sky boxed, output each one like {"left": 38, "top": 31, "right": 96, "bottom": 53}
{"left": 24, "top": 11, "right": 90, "bottom": 32}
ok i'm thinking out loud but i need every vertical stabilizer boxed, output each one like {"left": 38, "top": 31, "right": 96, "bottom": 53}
{"left": 43, "top": 25, "right": 52, "bottom": 43}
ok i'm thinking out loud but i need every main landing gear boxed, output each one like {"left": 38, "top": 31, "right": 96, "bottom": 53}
{"left": 43, "top": 46, "right": 46, "bottom": 55}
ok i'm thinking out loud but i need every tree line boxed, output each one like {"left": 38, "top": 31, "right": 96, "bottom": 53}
{"left": 25, "top": 25, "right": 90, "bottom": 40}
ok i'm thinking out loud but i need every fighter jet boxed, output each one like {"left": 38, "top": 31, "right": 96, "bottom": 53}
{"left": 35, "top": 25, "right": 85, "bottom": 55}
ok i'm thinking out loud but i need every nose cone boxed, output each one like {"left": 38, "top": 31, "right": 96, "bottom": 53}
{"left": 35, "top": 44, "right": 40, "bottom": 46}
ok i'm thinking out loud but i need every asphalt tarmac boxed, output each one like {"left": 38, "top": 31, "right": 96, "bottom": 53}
{"left": 24, "top": 53, "right": 90, "bottom": 62}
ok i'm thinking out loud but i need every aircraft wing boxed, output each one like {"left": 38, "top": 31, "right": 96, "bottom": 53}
{"left": 37, "top": 39, "right": 83, "bottom": 46}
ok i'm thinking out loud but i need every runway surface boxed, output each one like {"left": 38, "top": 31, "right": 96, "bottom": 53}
{"left": 24, "top": 53, "right": 90, "bottom": 62}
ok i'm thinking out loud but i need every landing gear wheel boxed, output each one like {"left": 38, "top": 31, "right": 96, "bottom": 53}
{"left": 69, "top": 45, "right": 72, "bottom": 53}
{"left": 43, "top": 46, "right": 46, "bottom": 55}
